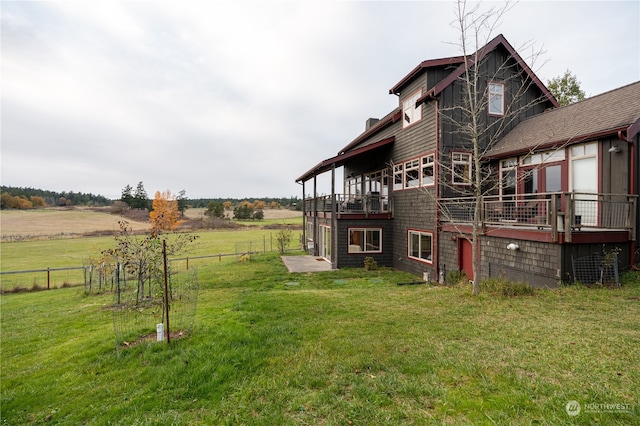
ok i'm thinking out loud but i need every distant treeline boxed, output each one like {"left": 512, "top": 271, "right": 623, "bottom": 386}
{"left": 1, "top": 186, "right": 112, "bottom": 208}
{"left": 1, "top": 185, "right": 301, "bottom": 210}
{"left": 189, "top": 197, "right": 301, "bottom": 210}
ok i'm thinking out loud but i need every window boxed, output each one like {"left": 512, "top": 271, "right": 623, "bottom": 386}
{"left": 393, "top": 164, "right": 403, "bottom": 190}
{"left": 500, "top": 158, "right": 517, "bottom": 198}
{"left": 348, "top": 228, "right": 382, "bottom": 253}
{"left": 404, "top": 159, "right": 420, "bottom": 188}
{"left": 421, "top": 154, "right": 435, "bottom": 186}
{"left": 345, "top": 176, "right": 362, "bottom": 199}
{"left": 452, "top": 152, "right": 472, "bottom": 185}
{"left": 488, "top": 82, "right": 504, "bottom": 116}
{"left": 402, "top": 90, "right": 422, "bottom": 128}
{"left": 408, "top": 230, "right": 433, "bottom": 263}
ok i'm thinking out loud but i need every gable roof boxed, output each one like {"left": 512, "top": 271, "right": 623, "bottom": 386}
{"left": 417, "top": 34, "right": 559, "bottom": 108}
{"left": 389, "top": 56, "right": 465, "bottom": 95}
{"left": 485, "top": 81, "right": 640, "bottom": 158}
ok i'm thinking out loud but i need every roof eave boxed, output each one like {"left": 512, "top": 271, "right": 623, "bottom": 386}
{"left": 484, "top": 126, "right": 630, "bottom": 160}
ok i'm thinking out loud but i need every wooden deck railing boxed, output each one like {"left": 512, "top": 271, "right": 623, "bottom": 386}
{"left": 303, "top": 193, "right": 392, "bottom": 216}
{"left": 439, "top": 192, "right": 637, "bottom": 242}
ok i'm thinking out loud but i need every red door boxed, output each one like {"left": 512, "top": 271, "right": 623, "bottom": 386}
{"left": 459, "top": 238, "right": 474, "bottom": 281}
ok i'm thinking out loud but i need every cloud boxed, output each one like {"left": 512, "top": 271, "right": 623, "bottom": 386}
{"left": 1, "top": 1, "right": 638, "bottom": 199}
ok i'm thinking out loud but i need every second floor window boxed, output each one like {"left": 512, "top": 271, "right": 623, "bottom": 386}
{"left": 452, "top": 152, "right": 472, "bottom": 185}
{"left": 393, "top": 164, "right": 403, "bottom": 190}
{"left": 404, "top": 159, "right": 420, "bottom": 188}
{"left": 488, "top": 82, "right": 505, "bottom": 116}
{"left": 421, "top": 154, "right": 435, "bottom": 186}
{"left": 402, "top": 90, "right": 422, "bottom": 128}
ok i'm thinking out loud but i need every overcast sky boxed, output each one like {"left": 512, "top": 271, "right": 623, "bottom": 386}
{"left": 2, "top": 1, "right": 639, "bottom": 200}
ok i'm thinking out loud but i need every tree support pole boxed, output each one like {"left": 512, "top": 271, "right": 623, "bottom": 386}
{"left": 163, "top": 239, "right": 171, "bottom": 344}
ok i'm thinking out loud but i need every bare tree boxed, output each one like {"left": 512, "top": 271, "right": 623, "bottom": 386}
{"left": 435, "top": 0, "right": 553, "bottom": 294}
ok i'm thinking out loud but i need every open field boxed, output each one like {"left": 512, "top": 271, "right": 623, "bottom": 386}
{"left": 0, "top": 207, "right": 150, "bottom": 240}
{"left": 2, "top": 252, "right": 639, "bottom": 425}
{"left": 0, "top": 207, "right": 302, "bottom": 241}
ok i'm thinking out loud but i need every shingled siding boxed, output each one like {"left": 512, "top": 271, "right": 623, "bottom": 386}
{"left": 392, "top": 189, "right": 438, "bottom": 278}
{"left": 391, "top": 101, "right": 438, "bottom": 161}
{"left": 335, "top": 219, "right": 394, "bottom": 269}
{"left": 481, "top": 236, "right": 562, "bottom": 288}
{"left": 438, "top": 231, "right": 562, "bottom": 287}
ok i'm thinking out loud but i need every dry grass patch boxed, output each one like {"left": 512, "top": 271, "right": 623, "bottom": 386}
{"left": 1, "top": 207, "right": 149, "bottom": 240}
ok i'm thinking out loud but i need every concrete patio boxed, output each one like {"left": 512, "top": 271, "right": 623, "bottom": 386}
{"left": 281, "top": 256, "right": 334, "bottom": 273}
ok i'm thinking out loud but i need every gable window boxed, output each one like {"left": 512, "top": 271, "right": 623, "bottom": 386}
{"left": 421, "top": 154, "right": 435, "bottom": 186}
{"left": 488, "top": 82, "right": 505, "bottom": 116}
{"left": 404, "top": 159, "right": 420, "bottom": 188}
{"left": 348, "top": 228, "right": 382, "bottom": 253}
{"left": 408, "top": 230, "right": 432, "bottom": 263}
{"left": 393, "top": 164, "right": 403, "bottom": 190}
{"left": 452, "top": 152, "right": 472, "bottom": 185}
{"left": 402, "top": 90, "right": 422, "bottom": 128}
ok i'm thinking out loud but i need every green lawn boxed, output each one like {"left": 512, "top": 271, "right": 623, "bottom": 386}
{"left": 0, "top": 228, "right": 303, "bottom": 291}
{"left": 2, "top": 252, "right": 639, "bottom": 425}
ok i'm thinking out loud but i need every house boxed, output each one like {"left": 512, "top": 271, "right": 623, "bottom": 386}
{"left": 296, "top": 34, "right": 640, "bottom": 287}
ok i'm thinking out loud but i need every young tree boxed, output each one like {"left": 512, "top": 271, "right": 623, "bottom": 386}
{"left": 547, "top": 69, "right": 586, "bottom": 106}
{"left": 275, "top": 229, "right": 293, "bottom": 254}
{"left": 149, "top": 190, "right": 183, "bottom": 235}
{"left": 436, "top": 0, "right": 552, "bottom": 295}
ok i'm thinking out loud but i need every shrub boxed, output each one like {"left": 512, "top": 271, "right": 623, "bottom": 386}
{"left": 481, "top": 277, "right": 535, "bottom": 296}
{"left": 275, "top": 229, "right": 293, "bottom": 254}
{"left": 446, "top": 270, "right": 468, "bottom": 285}
{"left": 364, "top": 256, "right": 378, "bottom": 271}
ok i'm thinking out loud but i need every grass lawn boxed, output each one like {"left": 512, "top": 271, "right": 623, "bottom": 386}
{"left": 2, "top": 251, "right": 639, "bottom": 424}
{"left": 0, "top": 228, "right": 303, "bottom": 292}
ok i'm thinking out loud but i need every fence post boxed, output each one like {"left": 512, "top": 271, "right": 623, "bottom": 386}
{"left": 47, "top": 267, "right": 50, "bottom": 289}
{"left": 186, "top": 257, "right": 189, "bottom": 270}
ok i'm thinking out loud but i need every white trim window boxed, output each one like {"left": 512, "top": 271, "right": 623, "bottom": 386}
{"left": 499, "top": 158, "right": 517, "bottom": 199}
{"left": 348, "top": 228, "right": 382, "bottom": 253}
{"left": 452, "top": 152, "right": 472, "bottom": 185}
{"left": 408, "top": 230, "right": 433, "bottom": 263}
{"left": 345, "top": 176, "right": 362, "bottom": 199}
{"left": 488, "top": 82, "right": 505, "bottom": 116}
{"left": 402, "top": 90, "right": 422, "bottom": 128}
{"left": 393, "top": 164, "right": 403, "bottom": 191}
{"left": 404, "top": 159, "right": 420, "bottom": 188}
{"left": 421, "top": 154, "right": 435, "bottom": 186}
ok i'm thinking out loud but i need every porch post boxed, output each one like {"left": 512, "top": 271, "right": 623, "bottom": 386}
{"left": 301, "top": 181, "right": 306, "bottom": 251}
{"left": 313, "top": 175, "right": 319, "bottom": 256}
{"left": 566, "top": 192, "right": 573, "bottom": 243}
{"left": 331, "top": 164, "right": 338, "bottom": 269}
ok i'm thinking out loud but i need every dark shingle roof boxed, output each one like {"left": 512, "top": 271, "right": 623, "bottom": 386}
{"left": 486, "top": 81, "right": 640, "bottom": 158}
